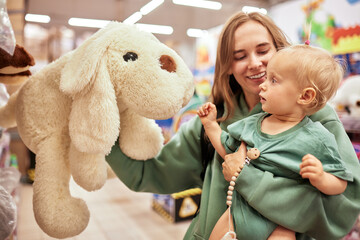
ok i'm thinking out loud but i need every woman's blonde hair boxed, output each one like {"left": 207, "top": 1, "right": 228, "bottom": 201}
{"left": 211, "top": 11, "right": 291, "bottom": 121}
{"left": 277, "top": 45, "right": 344, "bottom": 115}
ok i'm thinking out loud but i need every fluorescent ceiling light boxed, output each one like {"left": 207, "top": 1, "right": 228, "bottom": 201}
{"left": 187, "top": 28, "right": 208, "bottom": 38}
{"left": 123, "top": 12, "right": 143, "bottom": 24}
{"left": 242, "top": 6, "right": 267, "bottom": 15}
{"left": 68, "top": 18, "right": 110, "bottom": 28}
{"left": 25, "top": 14, "right": 51, "bottom": 23}
{"left": 136, "top": 23, "right": 173, "bottom": 35}
{"left": 172, "top": 0, "right": 222, "bottom": 10}
{"left": 140, "top": 0, "right": 164, "bottom": 15}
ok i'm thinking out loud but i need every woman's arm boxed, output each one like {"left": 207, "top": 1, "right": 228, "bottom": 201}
{"left": 235, "top": 105, "right": 360, "bottom": 239}
{"left": 106, "top": 116, "right": 204, "bottom": 194}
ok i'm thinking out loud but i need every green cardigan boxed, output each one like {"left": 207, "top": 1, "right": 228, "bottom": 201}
{"left": 106, "top": 95, "right": 360, "bottom": 240}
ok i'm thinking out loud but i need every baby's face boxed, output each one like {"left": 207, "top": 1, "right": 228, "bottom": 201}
{"left": 259, "top": 53, "right": 303, "bottom": 116}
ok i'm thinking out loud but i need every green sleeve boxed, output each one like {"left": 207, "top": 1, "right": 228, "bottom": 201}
{"left": 221, "top": 130, "right": 241, "bottom": 154}
{"left": 236, "top": 104, "right": 360, "bottom": 239}
{"left": 106, "top": 116, "right": 204, "bottom": 194}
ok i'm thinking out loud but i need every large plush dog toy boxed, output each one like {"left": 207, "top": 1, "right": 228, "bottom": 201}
{"left": 0, "top": 22, "right": 194, "bottom": 238}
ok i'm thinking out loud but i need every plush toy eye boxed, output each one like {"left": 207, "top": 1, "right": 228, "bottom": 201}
{"left": 123, "top": 52, "right": 138, "bottom": 62}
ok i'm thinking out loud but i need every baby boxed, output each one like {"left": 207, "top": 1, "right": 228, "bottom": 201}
{"left": 198, "top": 44, "right": 353, "bottom": 240}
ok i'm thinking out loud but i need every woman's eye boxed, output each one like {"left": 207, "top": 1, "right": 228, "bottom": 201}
{"left": 258, "top": 50, "right": 269, "bottom": 55}
{"left": 234, "top": 56, "right": 245, "bottom": 61}
{"left": 123, "top": 52, "right": 138, "bottom": 62}
{"left": 271, "top": 78, "right": 277, "bottom": 83}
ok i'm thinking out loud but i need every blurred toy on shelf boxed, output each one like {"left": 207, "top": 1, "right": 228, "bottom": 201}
{"left": 353, "top": 142, "right": 360, "bottom": 161}
{"left": 332, "top": 75, "right": 360, "bottom": 117}
{"left": 0, "top": 83, "right": 9, "bottom": 140}
{"left": 0, "top": 185, "right": 17, "bottom": 240}
{"left": 0, "top": 166, "right": 20, "bottom": 240}
{"left": 0, "top": 0, "right": 16, "bottom": 56}
{"left": 152, "top": 188, "right": 201, "bottom": 223}
{"left": 0, "top": 44, "right": 35, "bottom": 85}
{"left": 331, "top": 75, "right": 360, "bottom": 134}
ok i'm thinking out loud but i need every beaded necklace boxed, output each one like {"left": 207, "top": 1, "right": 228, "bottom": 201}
{"left": 221, "top": 148, "right": 260, "bottom": 240}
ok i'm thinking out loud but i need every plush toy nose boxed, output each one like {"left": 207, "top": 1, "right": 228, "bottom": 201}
{"left": 159, "top": 55, "right": 176, "bottom": 73}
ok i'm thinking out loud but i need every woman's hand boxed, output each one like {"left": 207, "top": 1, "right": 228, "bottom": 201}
{"left": 222, "top": 141, "right": 247, "bottom": 182}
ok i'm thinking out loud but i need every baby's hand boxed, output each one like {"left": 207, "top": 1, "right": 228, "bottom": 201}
{"left": 299, "top": 154, "right": 324, "bottom": 185}
{"left": 197, "top": 102, "right": 217, "bottom": 125}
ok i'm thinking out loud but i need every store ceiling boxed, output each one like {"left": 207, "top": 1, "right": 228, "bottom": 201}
{"left": 26, "top": 0, "right": 291, "bottom": 44}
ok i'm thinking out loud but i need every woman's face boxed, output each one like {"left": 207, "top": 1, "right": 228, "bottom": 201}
{"left": 228, "top": 20, "right": 277, "bottom": 101}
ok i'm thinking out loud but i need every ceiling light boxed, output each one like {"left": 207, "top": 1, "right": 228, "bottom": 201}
{"left": 123, "top": 12, "right": 143, "bottom": 25}
{"left": 140, "top": 0, "right": 165, "bottom": 15}
{"left": 242, "top": 6, "right": 267, "bottom": 15}
{"left": 25, "top": 14, "right": 51, "bottom": 23}
{"left": 187, "top": 28, "right": 208, "bottom": 38}
{"left": 172, "top": 0, "right": 222, "bottom": 10}
{"left": 68, "top": 18, "right": 110, "bottom": 28}
{"left": 136, "top": 23, "right": 173, "bottom": 35}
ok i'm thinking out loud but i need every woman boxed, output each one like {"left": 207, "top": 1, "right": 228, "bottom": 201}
{"left": 106, "top": 11, "right": 360, "bottom": 240}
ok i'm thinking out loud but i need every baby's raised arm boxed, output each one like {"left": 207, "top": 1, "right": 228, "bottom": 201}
{"left": 300, "top": 154, "right": 347, "bottom": 195}
{"left": 197, "top": 102, "right": 227, "bottom": 158}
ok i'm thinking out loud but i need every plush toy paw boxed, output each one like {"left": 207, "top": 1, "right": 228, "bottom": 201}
{"left": 33, "top": 186, "right": 90, "bottom": 239}
{"left": 69, "top": 144, "right": 108, "bottom": 191}
{"left": 119, "top": 110, "right": 164, "bottom": 160}
{"left": 119, "top": 122, "right": 164, "bottom": 160}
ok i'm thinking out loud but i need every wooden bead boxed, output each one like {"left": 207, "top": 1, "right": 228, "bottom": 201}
{"left": 227, "top": 191, "right": 233, "bottom": 196}
{"left": 228, "top": 186, "right": 234, "bottom": 191}
{"left": 247, "top": 148, "right": 260, "bottom": 160}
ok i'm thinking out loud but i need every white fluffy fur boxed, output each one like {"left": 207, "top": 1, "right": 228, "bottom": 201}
{"left": 0, "top": 22, "right": 193, "bottom": 238}
{"left": 332, "top": 75, "right": 360, "bottom": 117}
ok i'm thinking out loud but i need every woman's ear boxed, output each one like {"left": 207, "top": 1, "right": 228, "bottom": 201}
{"left": 297, "top": 87, "right": 316, "bottom": 106}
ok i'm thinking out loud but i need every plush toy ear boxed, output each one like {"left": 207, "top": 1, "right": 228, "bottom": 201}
{"left": 60, "top": 27, "right": 112, "bottom": 95}
{"left": 68, "top": 57, "right": 120, "bottom": 154}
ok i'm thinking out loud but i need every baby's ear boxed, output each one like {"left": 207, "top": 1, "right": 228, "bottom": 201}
{"left": 298, "top": 87, "right": 316, "bottom": 105}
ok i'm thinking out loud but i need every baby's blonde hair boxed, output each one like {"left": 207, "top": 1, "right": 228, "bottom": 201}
{"left": 276, "top": 45, "right": 344, "bottom": 115}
